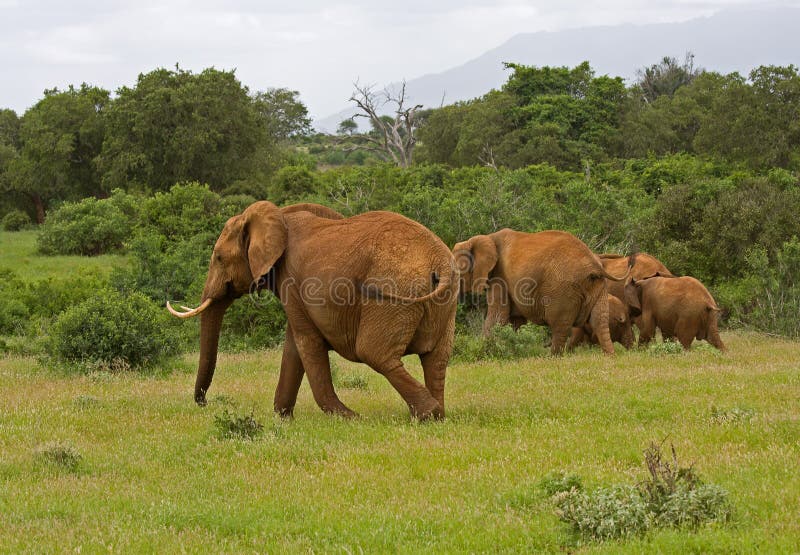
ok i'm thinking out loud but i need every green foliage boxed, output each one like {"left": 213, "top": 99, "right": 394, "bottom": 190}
{"left": 2, "top": 209, "right": 31, "bottom": 231}
{"left": 98, "top": 67, "right": 262, "bottom": 192}
{"left": 214, "top": 408, "right": 264, "bottom": 440}
{"left": 3, "top": 85, "right": 110, "bottom": 220}
{"left": 553, "top": 442, "right": 731, "bottom": 542}
{"left": 36, "top": 192, "right": 137, "bottom": 255}
{"left": 453, "top": 323, "right": 548, "bottom": 362}
{"left": 0, "top": 296, "right": 29, "bottom": 335}
{"left": 46, "top": 289, "right": 180, "bottom": 369}
{"left": 539, "top": 472, "right": 583, "bottom": 496}
{"left": 647, "top": 340, "right": 685, "bottom": 356}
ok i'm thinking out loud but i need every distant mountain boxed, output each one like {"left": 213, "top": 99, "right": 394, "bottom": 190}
{"left": 315, "top": 7, "right": 799, "bottom": 133}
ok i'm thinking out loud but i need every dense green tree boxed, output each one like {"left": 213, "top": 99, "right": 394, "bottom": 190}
{"left": 3, "top": 85, "right": 109, "bottom": 222}
{"left": 98, "top": 67, "right": 263, "bottom": 192}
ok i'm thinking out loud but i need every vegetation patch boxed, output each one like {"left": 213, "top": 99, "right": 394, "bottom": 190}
{"left": 46, "top": 289, "right": 180, "bottom": 370}
{"left": 709, "top": 406, "right": 755, "bottom": 424}
{"left": 214, "top": 408, "right": 265, "bottom": 441}
{"left": 551, "top": 442, "right": 731, "bottom": 542}
{"left": 453, "top": 323, "right": 548, "bottom": 362}
{"left": 34, "top": 442, "right": 82, "bottom": 473}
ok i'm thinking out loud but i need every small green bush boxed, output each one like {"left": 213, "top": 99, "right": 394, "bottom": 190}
{"left": 453, "top": 323, "right": 548, "bottom": 362}
{"left": 214, "top": 409, "right": 264, "bottom": 440}
{"left": 552, "top": 442, "right": 731, "bottom": 542}
{"left": 554, "top": 485, "right": 650, "bottom": 541}
{"left": 34, "top": 442, "right": 82, "bottom": 473}
{"left": 0, "top": 296, "right": 29, "bottom": 335}
{"left": 540, "top": 471, "right": 583, "bottom": 497}
{"left": 46, "top": 289, "right": 180, "bottom": 369}
{"left": 2, "top": 209, "right": 32, "bottom": 231}
{"left": 646, "top": 340, "right": 684, "bottom": 356}
{"left": 37, "top": 192, "right": 136, "bottom": 255}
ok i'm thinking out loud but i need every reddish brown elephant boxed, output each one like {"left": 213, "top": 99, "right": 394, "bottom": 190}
{"left": 625, "top": 276, "right": 725, "bottom": 351}
{"left": 568, "top": 294, "right": 634, "bottom": 350}
{"left": 600, "top": 252, "right": 673, "bottom": 330}
{"left": 168, "top": 202, "right": 458, "bottom": 420}
{"left": 453, "top": 229, "right": 629, "bottom": 355}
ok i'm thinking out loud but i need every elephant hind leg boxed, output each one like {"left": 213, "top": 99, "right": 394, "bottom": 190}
{"left": 375, "top": 359, "right": 442, "bottom": 420}
{"left": 294, "top": 331, "right": 357, "bottom": 418}
{"left": 419, "top": 318, "right": 454, "bottom": 416}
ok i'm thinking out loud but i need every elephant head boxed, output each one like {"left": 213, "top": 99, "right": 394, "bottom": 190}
{"left": 452, "top": 235, "right": 498, "bottom": 295}
{"left": 624, "top": 278, "right": 643, "bottom": 317}
{"left": 608, "top": 294, "right": 634, "bottom": 349}
{"left": 167, "top": 201, "right": 288, "bottom": 405}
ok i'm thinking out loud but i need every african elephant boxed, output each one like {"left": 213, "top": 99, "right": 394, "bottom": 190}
{"left": 600, "top": 252, "right": 673, "bottom": 332}
{"left": 168, "top": 201, "right": 458, "bottom": 420}
{"left": 568, "top": 294, "right": 634, "bottom": 350}
{"left": 453, "top": 229, "right": 629, "bottom": 355}
{"left": 625, "top": 276, "right": 725, "bottom": 351}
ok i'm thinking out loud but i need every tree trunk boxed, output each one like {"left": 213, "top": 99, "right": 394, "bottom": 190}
{"left": 30, "top": 193, "right": 45, "bottom": 224}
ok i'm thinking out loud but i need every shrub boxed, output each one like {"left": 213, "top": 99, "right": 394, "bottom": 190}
{"left": 646, "top": 340, "right": 684, "bottom": 356}
{"left": 139, "top": 182, "right": 228, "bottom": 241}
{"left": 551, "top": 442, "right": 731, "bottom": 542}
{"left": 0, "top": 296, "right": 29, "bottom": 335}
{"left": 554, "top": 485, "right": 650, "bottom": 541}
{"left": 2, "top": 209, "right": 32, "bottom": 231}
{"left": 214, "top": 409, "right": 264, "bottom": 440}
{"left": 37, "top": 193, "right": 135, "bottom": 255}
{"left": 540, "top": 471, "right": 583, "bottom": 496}
{"left": 46, "top": 289, "right": 180, "bottom": 369}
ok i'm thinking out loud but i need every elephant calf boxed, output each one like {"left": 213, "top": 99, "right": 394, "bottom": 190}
{"left": 625, "top": 276, "right": 725, "bottom": 351}
{"left": 168, "top": 202, "right": 458, "bottom": 420}
{"left": 568, "top": 294, "right": 634, "bottom": 350}
{"left": 453, "top": 229, "right": 629, "bottom": 354}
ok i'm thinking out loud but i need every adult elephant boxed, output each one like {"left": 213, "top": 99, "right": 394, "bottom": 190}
{"left": 168, "top": 201, "right": 458, "bottom": 420}
{"left": 568, "top": 294, "right": 634, "bottom": 350}
{"left": 625, "top": 276, "right": 725, "bottom": 351}
{"left": 453, "top": 230, "right": 629, "bottom": 355}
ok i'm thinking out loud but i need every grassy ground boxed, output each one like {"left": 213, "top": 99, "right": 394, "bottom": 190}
{"left": 1, "top": 332, "right": 798, "bottom": 552}
{"left": 0, "top": 230, "right": 127, "bottom": 279}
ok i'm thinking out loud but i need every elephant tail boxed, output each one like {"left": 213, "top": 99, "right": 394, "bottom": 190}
{"left": 361, "top": 256, "right": 457, "bottom": 304}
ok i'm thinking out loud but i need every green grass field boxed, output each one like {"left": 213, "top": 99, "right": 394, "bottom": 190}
{"left": 2, "top": 332, "right": 799, "bottom": 552}
{"left": 0, "top": 231, "right": 127, "bottom": 280}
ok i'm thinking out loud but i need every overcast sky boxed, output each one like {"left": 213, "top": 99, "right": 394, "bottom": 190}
{"left": 1, "top": 0, "right": 796, "bottom": 118}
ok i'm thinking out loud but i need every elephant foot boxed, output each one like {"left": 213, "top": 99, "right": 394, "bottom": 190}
{"left": 274, "top": 406, "right": 295, "bottom": 419}
{"left": 322, "top": 403, "right": 358, "bottom": 419}
{"left": 410, "top": 397, "right": 444, "bottom": 421}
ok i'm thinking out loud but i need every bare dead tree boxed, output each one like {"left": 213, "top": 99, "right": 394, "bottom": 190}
{"left": 348, "top": 80, "right": 422, "bottom": 168}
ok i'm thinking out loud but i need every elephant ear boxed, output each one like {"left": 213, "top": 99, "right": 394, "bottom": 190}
{"left": 241, "top": 201, "right": 288, "bottom": 283}
{"left": 470, "top": 235, "right": 499, "bottom": 293}
{"left": 624, "top": 278, "right": 642, "bottom": 317}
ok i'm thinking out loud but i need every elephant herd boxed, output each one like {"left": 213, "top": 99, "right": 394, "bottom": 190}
{"left": 167, "top": 201, "right": 724, "bottom": 420}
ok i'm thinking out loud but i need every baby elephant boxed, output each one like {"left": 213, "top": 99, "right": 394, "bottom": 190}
{"left": 625, "top": 276, "right": 725, "bottom": 351}
{"left": 568, "top": 295, "right": 634, "bottom": 350}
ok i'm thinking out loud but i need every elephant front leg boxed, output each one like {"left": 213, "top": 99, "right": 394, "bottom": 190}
{"left": 273, "top": 326, "right": 305, "bottom": 418}
{"left": 482, "top": 280, "right": 511, "bottom": 336}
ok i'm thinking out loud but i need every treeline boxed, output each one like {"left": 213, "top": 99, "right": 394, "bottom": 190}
{"left": 0, "top": 67, "right": 310, "bottom": 223}
{"left": 416, "top": 59, "right": 800, "bottom": 171}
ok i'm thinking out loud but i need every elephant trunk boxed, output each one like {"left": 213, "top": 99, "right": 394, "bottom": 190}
{"left": 195, "top": 297, "right": 233, "bottom": 405}
{"left": 590, "top": 293, "right": 615, "bottom": 356}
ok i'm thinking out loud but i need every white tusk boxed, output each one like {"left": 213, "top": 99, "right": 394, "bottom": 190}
{"left": 166, "top": 298, "right": 213, "bottom": 319}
